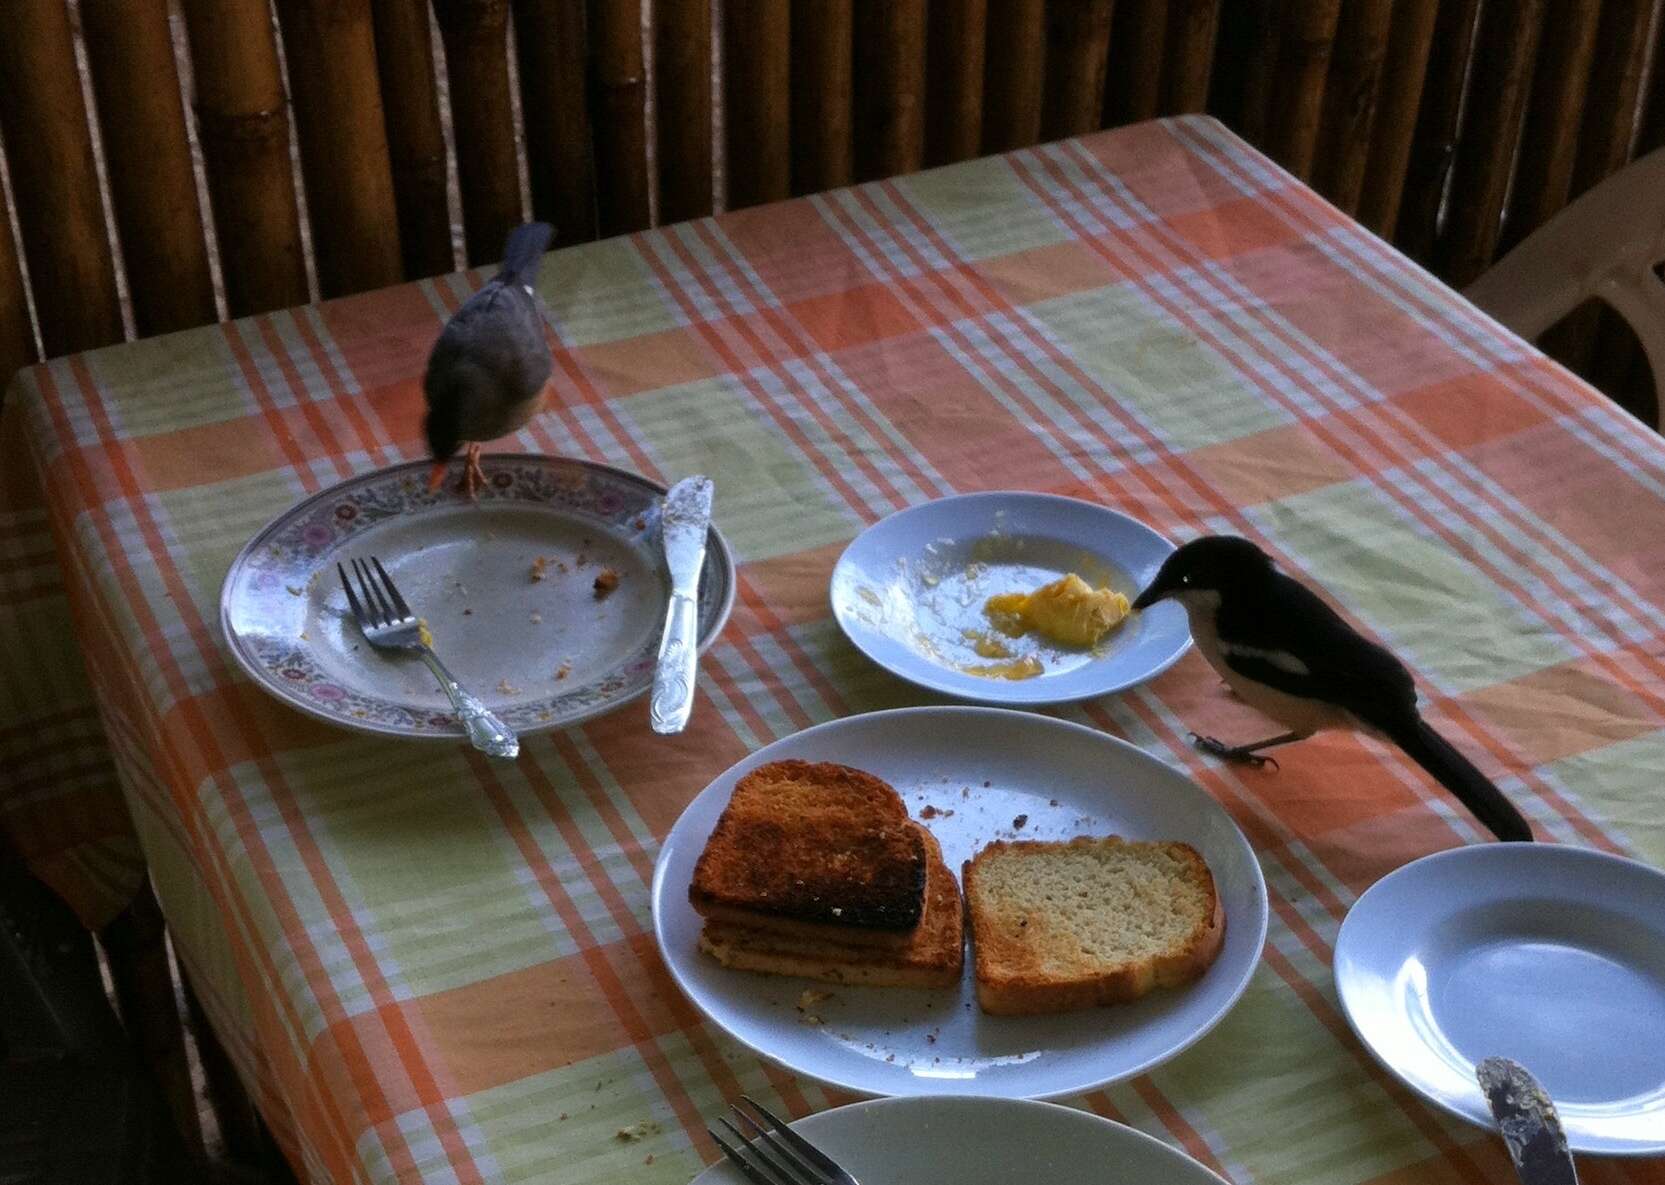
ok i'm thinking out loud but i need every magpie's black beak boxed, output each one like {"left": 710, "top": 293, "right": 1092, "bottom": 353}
{"left": 1132, "top": 570, "right": 1177, "bottom": 612}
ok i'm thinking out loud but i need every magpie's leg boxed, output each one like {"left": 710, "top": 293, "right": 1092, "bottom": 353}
{"left": 1189, "top": 731, "right": 1308, "bottom": 771}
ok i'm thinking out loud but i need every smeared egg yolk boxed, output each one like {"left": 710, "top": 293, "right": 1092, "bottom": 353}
{"left": 984, "top": 573, "right": 1130, "bottom": 647}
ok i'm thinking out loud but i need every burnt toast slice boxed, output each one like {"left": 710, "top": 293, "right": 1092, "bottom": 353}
{"left": 699, "top": 824, "right": 963, "bottom": 989}
{"left": 689, "top": 760, "right": 927, "bottom": 948}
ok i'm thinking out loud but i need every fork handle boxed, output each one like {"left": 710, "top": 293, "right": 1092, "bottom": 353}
{"left": 419, "top": 649, "right": 519, "bottom": 759}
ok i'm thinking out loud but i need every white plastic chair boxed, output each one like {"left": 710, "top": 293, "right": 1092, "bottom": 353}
{"left": 1464, "top": 147, "right": 1665, "bottom": 430}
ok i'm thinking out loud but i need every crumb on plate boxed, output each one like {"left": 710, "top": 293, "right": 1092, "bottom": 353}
{"left": 1012, "top": 814, "right": 1028, "bottom": 829}
{"left": 555, "top": 661, "right": 572, "bottom": 681}
{"left": 497, "top": 679, "right": 520, "bottom": 695}
{"left": 593, "top": 567, "right": 619, "bottom": 598}
{"left": 531, "top": 556, "right": 550, "bottom": 581}
{"left": 530, "top": 611, "right": 542, "bottom": 624}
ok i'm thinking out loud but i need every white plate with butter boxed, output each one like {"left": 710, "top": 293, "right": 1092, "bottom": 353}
{"left": 652, "top": 707, "right": 1268, "bottom": 1101}
{"left": 830, "top": 492, "right": 1189, "bottom": 704}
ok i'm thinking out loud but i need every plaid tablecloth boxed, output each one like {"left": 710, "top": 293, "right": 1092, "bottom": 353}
{"left": 4, "top": 116, "right": 1663, "bottom": 1184}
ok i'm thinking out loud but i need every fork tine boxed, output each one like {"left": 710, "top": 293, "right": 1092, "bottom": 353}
{"left": 728, "top": 1107, "right": 821, "bottom": 1184}
{"left": 369, "top": 557, "right": 412, "bottom": 620}
{"left": 350, "top": 559, "right": 387, "bottom": 626}
{"left": 736, "top": 1098, "right": 856, "bottom": 1185}
{"left": 716, "top": 1118, "right": 809, "bottom": 1185}
{"left": 337, "top": 562, "right": 367, "bottom": 625}
{"left": 708, "top": 1126, "right": 782, "bottom": 1185}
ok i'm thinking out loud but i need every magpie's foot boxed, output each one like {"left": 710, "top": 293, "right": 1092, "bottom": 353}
{"left": 1189, "top": 732, "right": 1280, "bottom": 771}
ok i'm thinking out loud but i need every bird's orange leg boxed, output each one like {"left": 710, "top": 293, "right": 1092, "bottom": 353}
{"left": 460, "top": 443, "right": 487, "bottom": 499}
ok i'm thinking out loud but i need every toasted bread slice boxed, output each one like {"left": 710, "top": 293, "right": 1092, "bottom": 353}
{"left": 964, "top": 836, "right": 1224, "bottom": 1016}
{"left": 689, "top": 760, "right": 927, "bottom": 947}
{"left": 700, "top": 825, "right": 963, "bottom": 989}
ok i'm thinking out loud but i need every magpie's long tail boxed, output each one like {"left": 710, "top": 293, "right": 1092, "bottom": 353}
{"left": 499, "top": 221, "right": 554, "bottom": 286}
{"left": 1385, "top": 716, "right": 1533, "bottom": 842}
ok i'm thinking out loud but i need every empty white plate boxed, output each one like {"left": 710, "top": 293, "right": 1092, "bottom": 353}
{"left": 829, "top": 492, "right": 1189, "bottom": 705}
{"left": 1334, "top": 844, "right": 1665, "bottom": 1156}
{"left": 651, "top": 706, "right": 1268, "bottom": 1101}
{"left": 689, "top": 1095, "right": 1230, "bottom": 1184}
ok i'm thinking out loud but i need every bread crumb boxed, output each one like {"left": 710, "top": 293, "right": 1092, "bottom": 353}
{"left": 497, "top": 679, "right": 519, "bottom": 695}
{"left": 983, "top": 780, "right": 991, "bottom": 787}
{"left": 1012, "top": 814, "right": 1028, "bottom": 829}
{"left": 962, "top": 786, "right": 971, "bottom": 798}
{"left": 644, "top": 1154, "right": 654, "bottom": 1166}
{"left": 796, "top": 989, "right": 832, "bottom": 1011}
{"left": 530, "top": 611, "right": 542, "bottom": 624}
{"left": 615, "top": 1121, "right": 659, "bottom": 1142}
{"left": 1049, "top": 798, "right": 1060, "bottom": 807}
{"left": 555, "top": 661, "right": 571, "bottom": 681}
{"left": 593, "top": 567, "right": 620, "bottom": 598}
{"left": 558, "top": 1112, "right": 568, "bottom": 1121}
{"left": 462, "top": 608, "right": 473, "bottom": 615}
{"left": 633, "top": 516, "right": 647, "bottom": 530}
{"left": 286, "top": 584, "right": 304, "bottom": 596}
{"left": 531, "top": 556, "right": 550, "bottom": 582}
{"left": 919, "top": 804, "right": 941, "bottom": 819}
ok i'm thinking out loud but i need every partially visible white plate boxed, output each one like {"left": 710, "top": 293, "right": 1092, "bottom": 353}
{"left": 829, "top": 492, "right": 1189, "bottom": 705}
{"left": 689, "top": 1095, "right": 1230, "bottom": 1184}
{"left": 652, "top": 706, "right": 1268, "bottom": 1101}
{"left": 1335, "top": 844, "right": 1665, "bottom": 1156}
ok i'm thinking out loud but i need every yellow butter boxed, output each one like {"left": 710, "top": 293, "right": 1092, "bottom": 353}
{"left": 984, "top": 573, "right": 1130, "bottom": 647}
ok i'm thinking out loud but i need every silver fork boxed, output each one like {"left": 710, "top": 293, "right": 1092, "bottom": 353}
{"left": 336, "top": 557, "right": 518, "bottom": 759}
{"left": 707, "top": 1096, "right": 860, "bottom": 1185}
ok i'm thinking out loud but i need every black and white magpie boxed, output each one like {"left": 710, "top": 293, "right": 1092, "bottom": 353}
{"left": 1132, "top": 535, "right": 1533, "bottom": 843}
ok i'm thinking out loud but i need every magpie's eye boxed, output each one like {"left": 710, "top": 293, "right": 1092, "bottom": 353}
{"left": 1179, "top": 574, "right": 1192, "bottom": 586}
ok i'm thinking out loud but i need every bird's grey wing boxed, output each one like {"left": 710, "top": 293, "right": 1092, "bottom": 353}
{"left": 1215, "top": 575, "right": 1417, "bottom": 726}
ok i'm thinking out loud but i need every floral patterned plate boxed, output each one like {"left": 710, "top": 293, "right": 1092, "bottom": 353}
{"left": 220, "top": 455, "right": 735, "bottom": 741}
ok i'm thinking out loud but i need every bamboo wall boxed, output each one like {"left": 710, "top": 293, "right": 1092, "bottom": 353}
{"left": 1, "top": 0, "right": 1661, "bottom": 420}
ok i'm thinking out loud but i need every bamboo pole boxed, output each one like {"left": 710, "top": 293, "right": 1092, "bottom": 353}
{"left": 1161, "top": 0, "right": 1221, "bottom": 114}
{"left": 0, "top": 1, "right": 124, "bottom": 356}
{"left": 1263, "top": 0, "right": 1341, "bottom": 181}
{"left": 371, "top": 0, "right": 456, "bottom": 278}
{"left": 1497, "top": 0, "right": 1601, "bottom": 253}
{"left": 1312, "top": 0, "right": 1394, "bottom": 214}
{"left": 179, "top": 0, "right": 309, "bottom": 318}
{"left": 273, "top": 0, "right": 402, "bottom": 297}
{"left": 926, "top": 0, "right": 987, "bottom": 166}
{"left": 1105, "top": 0, "right": 1168, "bottom": 128}
{"left": 854, "top": 0, "right": 928, "bottom": 180}
{"left": 792, "top": 0, "right": 853, "bottom": 194}
{"left": 656, "top": 0, "right": 713, "bottom": 222}
{"left": 1393, "top": 0, "right": 1479, "bottom": 261}
{"left": 516, "top": 0, "right": 597, "bottom": 245}
{"left": 589, "top": 0, "right": 652, "bottom": 235}
{"left": 1356, "top": 0, "right": 1439, "bottom": 236}
{"left": 432, "top": 0, "right": 524, "bottom": 264}
{"left": 981, "top": 0, "right": 1046, "bottom": 153}
{"left": 0, "top": 202, "right": 34, "bottom": 390}
{"left": 1434, "top": 0, "right": 1544, "bottom": 287}
{"left": 1042, "top": 0, "right": 1113, "bottom": 141}
{"left": 80, "top": 0, "right": 216, "bottom": 336}
{"left": 724, "top": 0, "right": 792, "bottom": 208}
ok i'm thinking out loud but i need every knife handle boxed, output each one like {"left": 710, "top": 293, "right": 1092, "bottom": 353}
{"left": 650, "top": 591, "right": 699, "bottom": 734}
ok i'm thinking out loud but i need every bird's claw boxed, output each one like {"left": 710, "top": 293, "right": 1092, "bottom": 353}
{"left": 1189, "top": 732, "right": 1279, "bottom": 771}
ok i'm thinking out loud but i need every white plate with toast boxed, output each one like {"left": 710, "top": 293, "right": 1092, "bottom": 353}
{"left": 691, "top": 1095, "right": 1230, "bottom": 1184}
{"left": 652, "top": 706, "right": 1268, "bottom": 1100}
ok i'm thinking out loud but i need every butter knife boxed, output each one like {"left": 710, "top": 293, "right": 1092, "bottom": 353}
{"left": 1477, "top": 1057, "right": 1579, "bottom": 1185}
{"left": 650, "top": 476, "right": 713, "bottom": 734}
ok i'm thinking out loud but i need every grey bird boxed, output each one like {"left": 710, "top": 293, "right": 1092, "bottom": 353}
{"left": 424, "top": 221, "right": 556, "bottom": 495}
{"left": 1134, "top": 535, "right": 1533, "bottom": 842}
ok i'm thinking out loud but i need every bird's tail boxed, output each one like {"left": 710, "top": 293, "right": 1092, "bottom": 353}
{"left": 499, "top": 222, "right": 555, "bottom": 286}
{"left": 1387, "top": 716, "right": 1533, "bottom": 842}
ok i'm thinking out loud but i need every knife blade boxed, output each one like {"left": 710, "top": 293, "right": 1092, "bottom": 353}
{"left": 1477, "top": 1057, "right": 1579, "bottom": 1185}
{"left": 650, "top": 476, "right": 713, "bottom": 735}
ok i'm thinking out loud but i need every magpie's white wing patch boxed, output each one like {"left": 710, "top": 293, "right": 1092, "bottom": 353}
{"left": 1219, "top": 640, "right": 1311, "bottom": 676}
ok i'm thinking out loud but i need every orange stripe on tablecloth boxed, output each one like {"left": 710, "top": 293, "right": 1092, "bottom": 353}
{"left": 631, "top": 236, "right": 883, "bottom": 521}
{"left": 34, "top": 365, "right": 376, "bottom": 1182}
{"left": 466, "top": 751, "right": 732, "bottom": 1161}
{"left": 54, "top": 362, "right": 475, "bottom": 1182}
{"left": 655, "top": 225, "right": 913, "bottom": 513}
{"left": 549, "top": 730, "right": 660, "bottom": 888}
{"left": 859, "top": 176, "right": 1248, "bottom": 530}
{"left": 731, "top": 569, "right": 851, "bottom": 724}
{"left": 252, "top": 317, "right": 359, "bottom": 480}
{"left": 288, "top": 308, "right": 399, "bottom": 468}
{"left": 690, "top": 218, "right": 954, "bottom": 502}
{"left": 1259, "top": 942, "right": 1496, "bottom": 1185}
{"left": 218, "top": 320, "right": 332, "bottom": 491}
{"left": 1128, "top": 1077, "right": 1231, "bottom": 1178}
{"left": 1020, "top": 142, "right": 1630, "bottom": 844}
